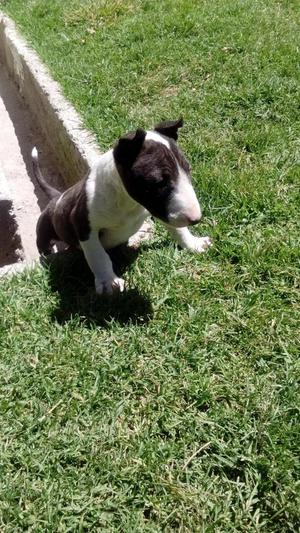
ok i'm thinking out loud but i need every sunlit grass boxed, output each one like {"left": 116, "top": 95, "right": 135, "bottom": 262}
{"left": 0, "top": 0, "right": 299, "bottom": 530}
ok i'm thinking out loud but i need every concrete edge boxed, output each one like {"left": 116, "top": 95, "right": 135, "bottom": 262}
{"left": 0, "top": 260, "right": 35, "bottom": 278}
{"left": 0, "top": 12, "right": 101, "bottom": 186}
{"left": 0, "top": 12, "right": 100, "bottom": 276}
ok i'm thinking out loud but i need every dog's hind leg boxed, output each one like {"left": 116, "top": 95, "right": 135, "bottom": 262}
{"left": 36, "top": 210, "right": 59, "bottom": 255}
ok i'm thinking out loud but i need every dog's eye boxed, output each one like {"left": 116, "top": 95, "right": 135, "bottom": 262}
{"left": 160, "top": 173, "right": 170, "bottom": 185}
{"left": 146, "top": 173, "right": 170, "bottom": 189}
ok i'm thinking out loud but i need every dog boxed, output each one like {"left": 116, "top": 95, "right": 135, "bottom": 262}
{"left": 32, "top": 119, "right": 212, "bottom": 294}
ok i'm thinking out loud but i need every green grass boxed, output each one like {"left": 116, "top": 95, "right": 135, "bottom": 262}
{"left": 0, "top": 0, "right": 299, "bottom": 530}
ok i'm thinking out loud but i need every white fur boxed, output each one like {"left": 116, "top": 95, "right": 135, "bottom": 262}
{"left": 145, "top": 131, "right": 170, "bottom": 148}
{"left": 167, "top": 166, "right": 201, "bottom": 226}
{"left": 86, "top": 150, "right": 148, "bottom": 249}
{"left": 83, "top": 151, "right": 148, "bottom": 294}
{"left": 166, "top": 226, "right": 212, "bottom": 252}
{"left": 55, "top": 191, "right": 65, "bottom": 208}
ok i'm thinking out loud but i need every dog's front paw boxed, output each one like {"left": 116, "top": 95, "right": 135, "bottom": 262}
{"left": 95, "top": 276, "right": 125, "bottom": 295}
{"left": 188, "top": 236, "right": 212, "bottom": 253}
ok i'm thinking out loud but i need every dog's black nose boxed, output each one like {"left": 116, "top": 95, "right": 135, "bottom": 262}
{"left": 187, "top": 217, "right": 201, "bottom": 226}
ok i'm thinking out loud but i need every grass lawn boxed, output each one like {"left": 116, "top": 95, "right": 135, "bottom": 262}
{"left": 0, "top": 0, "right": 299, "bottom": 530}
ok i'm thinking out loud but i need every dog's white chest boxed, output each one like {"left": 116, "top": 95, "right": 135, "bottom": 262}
{"left": 99, "top": 208, "right": 148, "bottom": 249}
{"left": 86, "top": 153, "right": 149, "bottom": 249}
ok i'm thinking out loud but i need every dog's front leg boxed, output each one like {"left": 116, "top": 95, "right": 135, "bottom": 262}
{"left": 165, "top": 226, "right": 212, "bottom": 253}
{"left": 80, "top": 231, "right": 125, "bottom": 295}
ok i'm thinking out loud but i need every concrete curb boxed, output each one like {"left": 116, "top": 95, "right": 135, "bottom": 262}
{"left": 0, "top": 259, "right": 37, "bottom": 278}
{"left": 0, "top": 13, "right": 101, "bottom": 187}
{"left": 0, "top": 13, "right": 101, "bottom": 277}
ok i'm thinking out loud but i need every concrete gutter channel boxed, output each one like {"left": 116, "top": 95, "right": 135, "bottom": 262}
{"left": 0, "top": 13, "right": 100, "bottom": 276}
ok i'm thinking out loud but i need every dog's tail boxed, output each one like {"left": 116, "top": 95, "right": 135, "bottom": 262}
{"left": 31, "top": 147, "right": 60, "bottom": 199}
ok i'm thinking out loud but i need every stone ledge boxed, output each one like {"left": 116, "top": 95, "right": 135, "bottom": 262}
{"left": 0, "top": 13, "right": 101, "bottom": 187}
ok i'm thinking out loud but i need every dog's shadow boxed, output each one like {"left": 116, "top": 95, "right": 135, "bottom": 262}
{"left": 43, "top": 245, "right": 153, "bottom": 327}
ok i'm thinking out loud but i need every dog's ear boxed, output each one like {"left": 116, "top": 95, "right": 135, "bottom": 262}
{"left": 154, "top": 118, "right": 184, "bottom": 140}
{"left": 114, "top": 128, "right": 146, "bottom": 167}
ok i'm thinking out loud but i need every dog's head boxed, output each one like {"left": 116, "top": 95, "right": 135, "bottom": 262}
{"left": 113, "top": 119, "right": 201, "bottom": 227}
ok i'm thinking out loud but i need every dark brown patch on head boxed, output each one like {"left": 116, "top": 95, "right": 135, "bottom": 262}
{"left": 168, "top": 138, "right": 191, "bottom": 176}
{"left": 113, "top": 129, "right": 146, "bottom": 168}
{"left": 127, "top": 140, "right": 178, "bottom": 221}
{"left": 114, "top": 124, "right": 192, "bottom": 222}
